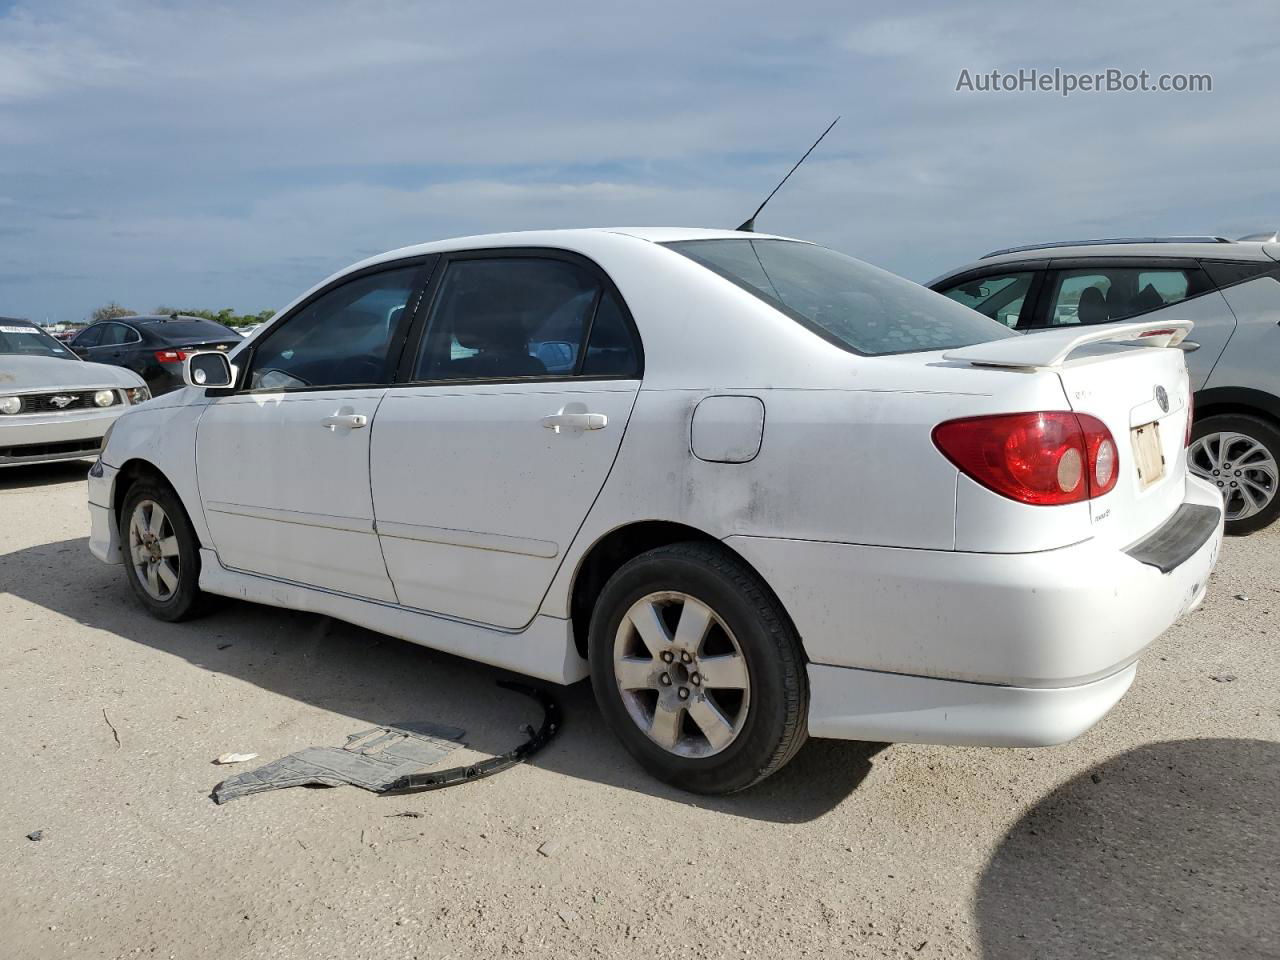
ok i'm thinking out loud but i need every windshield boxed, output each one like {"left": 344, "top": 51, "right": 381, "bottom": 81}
{"left": 0, "top": 321, "right": 78, "bottom": 359}
{"left": 140, "top": 319, "right": 241, "bottom": 340}
{"left": 665, "top": 239, "right": 1015, "bottom": 356}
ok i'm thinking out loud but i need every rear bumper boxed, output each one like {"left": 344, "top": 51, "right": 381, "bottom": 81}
{"left": 728, "top": 475, "right": 1224, "bottom": 746}
{"left": 807, "top": 662, "right": 1137, "bottom": 746}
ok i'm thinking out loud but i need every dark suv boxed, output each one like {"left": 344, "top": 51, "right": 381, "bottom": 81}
{"left": 930, "top": 237, "right": 1280, "bottom": 534}
{"left": 69, "top": 315, "right": 241, "bottom": 396}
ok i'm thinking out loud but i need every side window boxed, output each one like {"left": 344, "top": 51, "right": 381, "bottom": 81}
{"left": 415, "top": 258, "right": 601, "bottom": 381}
{"left": 99, "top": 323, "right": 133, "bottom": 346}
{"left": 581, "top": 290, "right": 640, "bottom": 376}
{"left": 248, "top": 266, "right": 421, "bottom": 390}
{"left": 74, "top": 325, "right": 103, "bottom": 348}
{"left": 937, "top": 272, "right": 1036, "bottom": 329}
{"left": 1046, "top": 267, "right": 1206, "bottom": 326}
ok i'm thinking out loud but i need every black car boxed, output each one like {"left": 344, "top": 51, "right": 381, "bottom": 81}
{"left": 69, "top": 315, "right": 241, "bottom": 395}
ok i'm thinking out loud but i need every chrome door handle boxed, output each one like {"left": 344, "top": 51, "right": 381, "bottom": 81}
{"left": 321, "top": 414, "right": 368, "bottom": 430}
{"left": 541, "top": 412, "right": 607, "bottom": 433}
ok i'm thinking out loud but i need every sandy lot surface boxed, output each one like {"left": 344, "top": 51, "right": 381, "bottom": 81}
{"left": 2, "top": 461, "right": 1277, "bottom": 959}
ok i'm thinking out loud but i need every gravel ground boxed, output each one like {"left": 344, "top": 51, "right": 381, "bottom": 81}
{"left": 2, "top": 461, "right": 1277, "bottom": 960}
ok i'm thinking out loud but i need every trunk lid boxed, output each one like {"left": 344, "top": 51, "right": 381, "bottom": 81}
{"left": 944, "top": 319, "right": 1194, "bottom": 547}
{"left": 1055, "top": 343, "right": 1191, "bottom": 546}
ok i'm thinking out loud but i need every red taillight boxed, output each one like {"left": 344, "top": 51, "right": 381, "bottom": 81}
{"left": 933, "top": 412, "right": 1119, "bottom": 505}
{"left": 154, "top": 349, "right": 188, "bottom": 364}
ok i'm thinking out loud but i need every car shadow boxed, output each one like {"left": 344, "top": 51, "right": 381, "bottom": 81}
{"left": 0, "top": 460, "right": 93, "bottom": 490}
{"left": 976, "top": 738, "right": 1279, "bottom": 960}
{"left": 2, "top": 536, "right": 882, "bottom": 823}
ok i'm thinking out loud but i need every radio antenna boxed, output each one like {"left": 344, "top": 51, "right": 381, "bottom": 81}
{"left": 736, "top": 115, "right": 840, "bottom": 232}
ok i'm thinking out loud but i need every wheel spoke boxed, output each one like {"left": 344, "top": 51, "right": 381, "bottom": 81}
{"left": 157, "top": 536, "right": 180, "bottom": 558}
{"left": 130, "top": 505, "right": 148, "bottom": 542}
{"left": 616, "top": 656, "right": 657, "bottom": 690}
{"left": 146, "top": 562, "right": 160, "bottom": 596}
{"left": 148, "top": 505, "right": 166, "bottom": 537}
{"left": 628, "top": 599, "right": 671, "bottom": 658}
{"left": 697, "top": 653, "right": 748, "bottom": 690}
{"left": 686, "top": 697, "right": 735, "bottom": 752}
{"left": 672, "top": 598, "right": 713, "bottom": 653}
{"left": 130, "top": 543, "right": 149, "bottom": 566}
{"left": 156, "top": 559, "right": 179, "bottom": 594}
{"left": 649, "top": 702, "right": 682, "bottom": 750}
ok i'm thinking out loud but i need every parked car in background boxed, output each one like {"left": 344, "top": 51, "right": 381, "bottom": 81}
{"left": 87, "top": 228, "right": 1222, "bottom": 793}
{"left": 930, "top": 237, "right": 1280, "bottom": 534}
{"left": 0, "top": 317, "right": 150, "bottom": 467}
{"left": 69, "top": 314, "right": 241, "bottom": 396}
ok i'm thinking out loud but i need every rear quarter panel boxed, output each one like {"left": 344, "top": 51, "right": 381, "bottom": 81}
{"left": 1206, "top": 275, "right": 1280, "bottom": 399}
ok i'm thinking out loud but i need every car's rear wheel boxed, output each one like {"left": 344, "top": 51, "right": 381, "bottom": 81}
{"left": 119, "top": 480, "right": 206, "bottom": 621}
{"left": 588, "top": 542, "right": 807, "bottom": 794}
{"left": 1189, "top": 413, "right": 1280, "bottom": 535}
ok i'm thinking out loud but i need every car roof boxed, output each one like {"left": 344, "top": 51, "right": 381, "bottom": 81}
{"left": 346, "top": 227, "right": 796, "bottom": 272}
{"left": 930, "top": 237, "right": 1280, "bottom": 286}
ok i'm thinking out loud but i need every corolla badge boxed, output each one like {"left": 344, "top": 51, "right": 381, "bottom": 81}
{"left": 1155, "top": 385, "right": 1169, "bottom": 414}
{"left": 49, "top": 395, "right": 77, "bottom": 408}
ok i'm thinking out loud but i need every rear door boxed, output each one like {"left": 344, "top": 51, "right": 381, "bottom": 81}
{"left": 1036, "top": 259, "right": 1232, "bottom": 390}
{"left": 195, "top": 261, "right": 431, "bottom": 600}
{"left": 370, "top": 250, "right": 643, "bottom": 629}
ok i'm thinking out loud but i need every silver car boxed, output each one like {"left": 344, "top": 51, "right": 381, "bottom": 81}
{"left": 0, "top": 318, "right": 151, "bottom": 468}
{"left": 930, "top": 237, "right": 1280, "bottom": 534}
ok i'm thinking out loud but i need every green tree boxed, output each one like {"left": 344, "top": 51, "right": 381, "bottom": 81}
{"left": 90, "top": 302, "right": 137, "bottom": 323}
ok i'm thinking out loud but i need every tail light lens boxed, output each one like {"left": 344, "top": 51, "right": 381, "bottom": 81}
{"left": 154, "top": 349, "right": 188, "bottom": 364}
{"left": 933, "top": 412, "right": 1119, "bottom": 505}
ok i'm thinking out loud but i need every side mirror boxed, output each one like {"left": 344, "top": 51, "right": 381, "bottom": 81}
{"left": 184, "top": 351, "right": 235, "bottom": 388}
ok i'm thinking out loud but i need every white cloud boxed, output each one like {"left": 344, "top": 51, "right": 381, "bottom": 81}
{"left": 1, "top": 0, "right": 1278, "bottom": 320}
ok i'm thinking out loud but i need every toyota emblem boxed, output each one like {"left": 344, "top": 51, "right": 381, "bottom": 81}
{"left": 1155, "top": 385, "right": 1169, "bottom": 413}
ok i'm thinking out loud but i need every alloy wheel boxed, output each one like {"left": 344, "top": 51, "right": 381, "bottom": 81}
{"left": 1189, "top": 431, "right": 1278, "bottom": 521}
{"left": 612, "top": 590, "right": 751, "bottom": 759}
{"left": 128, "top": 499, "right": 181, "bottom": 601}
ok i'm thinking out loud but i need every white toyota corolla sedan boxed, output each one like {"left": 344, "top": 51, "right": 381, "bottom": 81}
{"left": 86, "top": 228, "right": 1224, "bottom": 793}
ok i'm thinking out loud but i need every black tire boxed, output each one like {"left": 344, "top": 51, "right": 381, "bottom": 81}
{"left": 588, "top": 541, "right": 807, "bottom": 794}
{"left": 1190, "top": 413, "right": 1280, "bottom": 536}
{"left": 118, "top": 478, "right": 207, "bottom": 621}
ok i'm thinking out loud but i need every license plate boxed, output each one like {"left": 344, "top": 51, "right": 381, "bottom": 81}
{"left": 1131, "top": 421, "right": 1164, "bottom": 489}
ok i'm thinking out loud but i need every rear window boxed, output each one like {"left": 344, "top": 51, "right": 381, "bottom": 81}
{"left": 664, "top": 239, "right": 1014, "bottom": 356}
{"left": 140, "top": 319, "right": 240, "bottom": 340}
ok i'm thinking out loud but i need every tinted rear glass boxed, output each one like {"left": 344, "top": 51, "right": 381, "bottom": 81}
{"left": 141, "top": 319, "right": 240, "bottom": 340}
{"left": 665, "top": 239, "right": 1014, "bottom": 356}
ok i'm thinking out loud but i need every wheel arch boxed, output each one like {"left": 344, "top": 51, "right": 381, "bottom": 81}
{"left": 112, "top": 458, "right": 199, "bottom": 543}
{"left": 1194, "top": 386, "right": 1280, "bottom": 428}
{"left": 566, "top": 519, "right": 794, "bottom": 660}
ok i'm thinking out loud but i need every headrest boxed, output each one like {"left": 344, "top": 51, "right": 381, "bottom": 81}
{"left": 1078, "top": 286, "right": 1108, "bottom": 324}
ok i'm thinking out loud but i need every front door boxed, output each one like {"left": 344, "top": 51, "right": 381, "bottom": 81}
{"left": 370, "top": 252, "right": 643, "bottom": 628}
{"left": 195, "top": 262, "right": 430, "bottom": 601}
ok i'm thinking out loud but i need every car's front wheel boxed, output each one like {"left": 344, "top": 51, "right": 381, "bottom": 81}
{"left": 588, "top": 542, "right": 807, "bottom": 794}
{"left": 1189, "top": 413, "right": 1280, "bottom": 535}
{"left": 119, "top": 480, "right": 206, "bottom": 621}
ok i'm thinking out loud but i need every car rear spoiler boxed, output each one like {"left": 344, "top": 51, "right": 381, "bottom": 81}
{"left": 942, "top": 319, "right": 1194, "bottom": 370}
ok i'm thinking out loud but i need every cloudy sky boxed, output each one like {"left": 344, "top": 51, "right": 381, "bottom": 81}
{"left": 2, "top": 0, "right": 1278, "bottom": 322}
